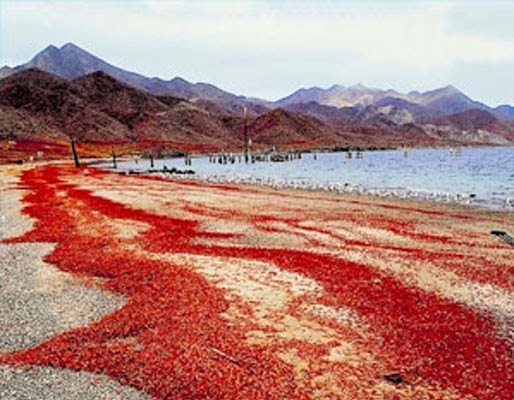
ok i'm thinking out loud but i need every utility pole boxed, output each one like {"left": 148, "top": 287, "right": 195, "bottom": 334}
{"left": 243, "top": 107, "right": 249, "bottom": 163}
{"left": 70, "top": 137, "right": 80, "bottom": 168}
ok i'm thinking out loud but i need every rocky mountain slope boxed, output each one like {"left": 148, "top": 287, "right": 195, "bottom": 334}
{"left": 0, "top": 69, "right": 231, "bottom": 147}
{"left": 0, "top": 69, "right": 356, "bottom": 150}
{"left": 283, "top": 99, "right": 512, "bottom": 146}
{"left": 247, "top": 109, "right": 350, "bottom": 147}
{"left": 277, "top": 83, "right": 403, "bottom": 108}
{"left": 1, "top": 43, "right": 513, "bottom": 151}
{"left": 2, "top": 43, "right": 270, "bottom": 117}
{"left": 276, "top": 83, "right": 512, "bottom": 121}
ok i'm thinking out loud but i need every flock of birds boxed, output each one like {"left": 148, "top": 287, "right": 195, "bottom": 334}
{"left": 129, "top": 148, "right": 514, "bottom": 211}
{"left": 156, "top": 172, "right": 513, "bottom": 210}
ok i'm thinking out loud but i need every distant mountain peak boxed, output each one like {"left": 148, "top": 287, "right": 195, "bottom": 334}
{"left": 42, "top": 44, "right": 59, "bottom": 53}
{"left": 302, "top": 86, "right": 324, "bottom": 92}
{"left": 426, "top": 84, "right": 464, "bottom": 97}
{"left": 60, "top": 42, "right": 81, "bottom": 50}
{"left": 20, "top": 42, "right": 106, "bottom": 80}
{"left": 438, "top": 84, "right": 461, "bottom": 94}
{"left": 170, "top": 76, "right": 191, "bottom": 85}
{"left": 2, "top": 62, "right": 513, "bottom": 148}
{"left": 4, "top": 42, "right": 512, "bottom": 128}
{"left": 58, "top": 42, "right": 95, "bottom": 56}
{"left": 350, "top": 83, "right": 366, "bottom": 90}
{"left": 277, "top": 82, "right": 393, "bottom": 108}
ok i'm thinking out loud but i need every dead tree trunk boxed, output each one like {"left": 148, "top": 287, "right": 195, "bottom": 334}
{"left": 70, "top": 137, "right": 80, "bottom": 168}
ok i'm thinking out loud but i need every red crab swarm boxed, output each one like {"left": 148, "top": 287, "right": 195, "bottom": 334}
{"left": 1, "top": 165, "right": 512, "bottom": 399}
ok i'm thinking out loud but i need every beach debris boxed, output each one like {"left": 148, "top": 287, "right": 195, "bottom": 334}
{"left": 208, "top": 346, "right": 242, "bottom": 367}
{"left": 491, "top": 230, "right": 514, "bottom": 246}
{"left": 270, "top": 153, "right": 288, "bottom": 162}
{"left": 384, "top": 368, "right": 423, "bottom": 386}
{"left": 184, "top": 153, "right": 192, "bottom": 166}
{"left": 151, "top": 167, "right": 194, "bottom": 175}
{"left": 384, "top": 372, "right": 405, "bottom": 385}
{"left": 122, "top": 167, "right": 194, "bottom": 175}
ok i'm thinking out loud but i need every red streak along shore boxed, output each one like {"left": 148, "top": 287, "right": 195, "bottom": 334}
{"left": 1, "top": 164, "right": 512, "bottom": 399}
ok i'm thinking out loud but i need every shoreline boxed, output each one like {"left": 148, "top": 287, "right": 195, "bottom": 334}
{"left": 2, "top": 141, "right": 513, "bottom": 165}
{"left": 105, "top": 145, "right": 514, "bottom": 213}
{"left": 1, "top": 162, "right": 513, "bottom": 399}
{"left": 112, "top": 167, "right": 514, "bottom": 213}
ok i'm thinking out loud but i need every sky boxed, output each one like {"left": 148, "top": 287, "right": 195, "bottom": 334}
{"left": 1, "top": 0, "right": 514, "bottom": 106}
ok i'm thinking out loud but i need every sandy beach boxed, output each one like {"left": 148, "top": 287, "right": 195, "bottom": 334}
{"left": 0, "top": 162, "right": 513, "bottom": 399}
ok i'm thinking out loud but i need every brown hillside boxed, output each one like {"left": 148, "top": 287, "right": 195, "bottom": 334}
{"left": 248, "top": 109, "right": 346, "bottom": 147}
{"left": 0, "top": 69, "right": 129, "bottom": 142}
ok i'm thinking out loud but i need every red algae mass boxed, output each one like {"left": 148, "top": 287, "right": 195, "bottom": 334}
{"left": 1, "top": 164, "right": 513, "bottom": 399}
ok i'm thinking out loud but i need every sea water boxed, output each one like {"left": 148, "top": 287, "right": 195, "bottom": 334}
{"left": 116, "top": 146, "right": 514, "bottom": 210}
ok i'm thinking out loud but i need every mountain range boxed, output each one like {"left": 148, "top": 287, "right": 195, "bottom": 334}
{"left": 1, "top": 43, "right": 514, "bottom": 153}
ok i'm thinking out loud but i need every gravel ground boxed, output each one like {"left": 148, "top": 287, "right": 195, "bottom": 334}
{"left": 0, "top": 366, "right": 151, "bottom": 400}
{"left": 0, "top": 242, "right": 126, "bottom": 352}
{"left": 0, "top": 166, "right": 150, "bottom": 399}
{"left": 0, "top": 166, "right": 33, "bottom": 240}
{"left": 1, "top": 166, "right": 126, "bottom": 351}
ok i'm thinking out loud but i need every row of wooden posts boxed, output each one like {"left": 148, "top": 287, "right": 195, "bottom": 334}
{"left": 69, "top": 137, "right": 309, "bottom": 169}
{"left": 69, "top": 139, "right": 366, "bottom": 171}
{"left": 208, "top": 151, "right": 304, "bottom": 164}
{"left": 69, "top": 137, "right": 317, "bottom": 170}
{"left": 69, "top": 107, "right": 303, "bottom": 168}
{"left": 69, "top": 137, "right": 117, "bottom": 168}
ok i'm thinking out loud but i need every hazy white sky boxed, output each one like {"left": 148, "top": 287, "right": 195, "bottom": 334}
{"left": 1, "top": 0, "right": 514, "bottom": 105}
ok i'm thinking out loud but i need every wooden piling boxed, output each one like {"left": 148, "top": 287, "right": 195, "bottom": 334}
{"left": 70, "top": 137, "right": 80, "bottom": 168}
{"left": 243, "top": 107, "right": 249, "bottom": 163}
{"left": 111, "top": 146, "right": 117, "bottom": 169}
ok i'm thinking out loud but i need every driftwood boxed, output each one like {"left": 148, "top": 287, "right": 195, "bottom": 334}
{"left": 384, "top": 367, "right": 423, "bottom": 386}
{"left": 208, "top": 346, "right": 242, "bottom": 366}
{"left": 491, "top": 230, "right": 514, "bottom": 246}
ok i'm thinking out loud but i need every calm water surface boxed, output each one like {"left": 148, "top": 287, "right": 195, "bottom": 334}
{"left": 116, "top": 147, "right": 514, "bottom": 210}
